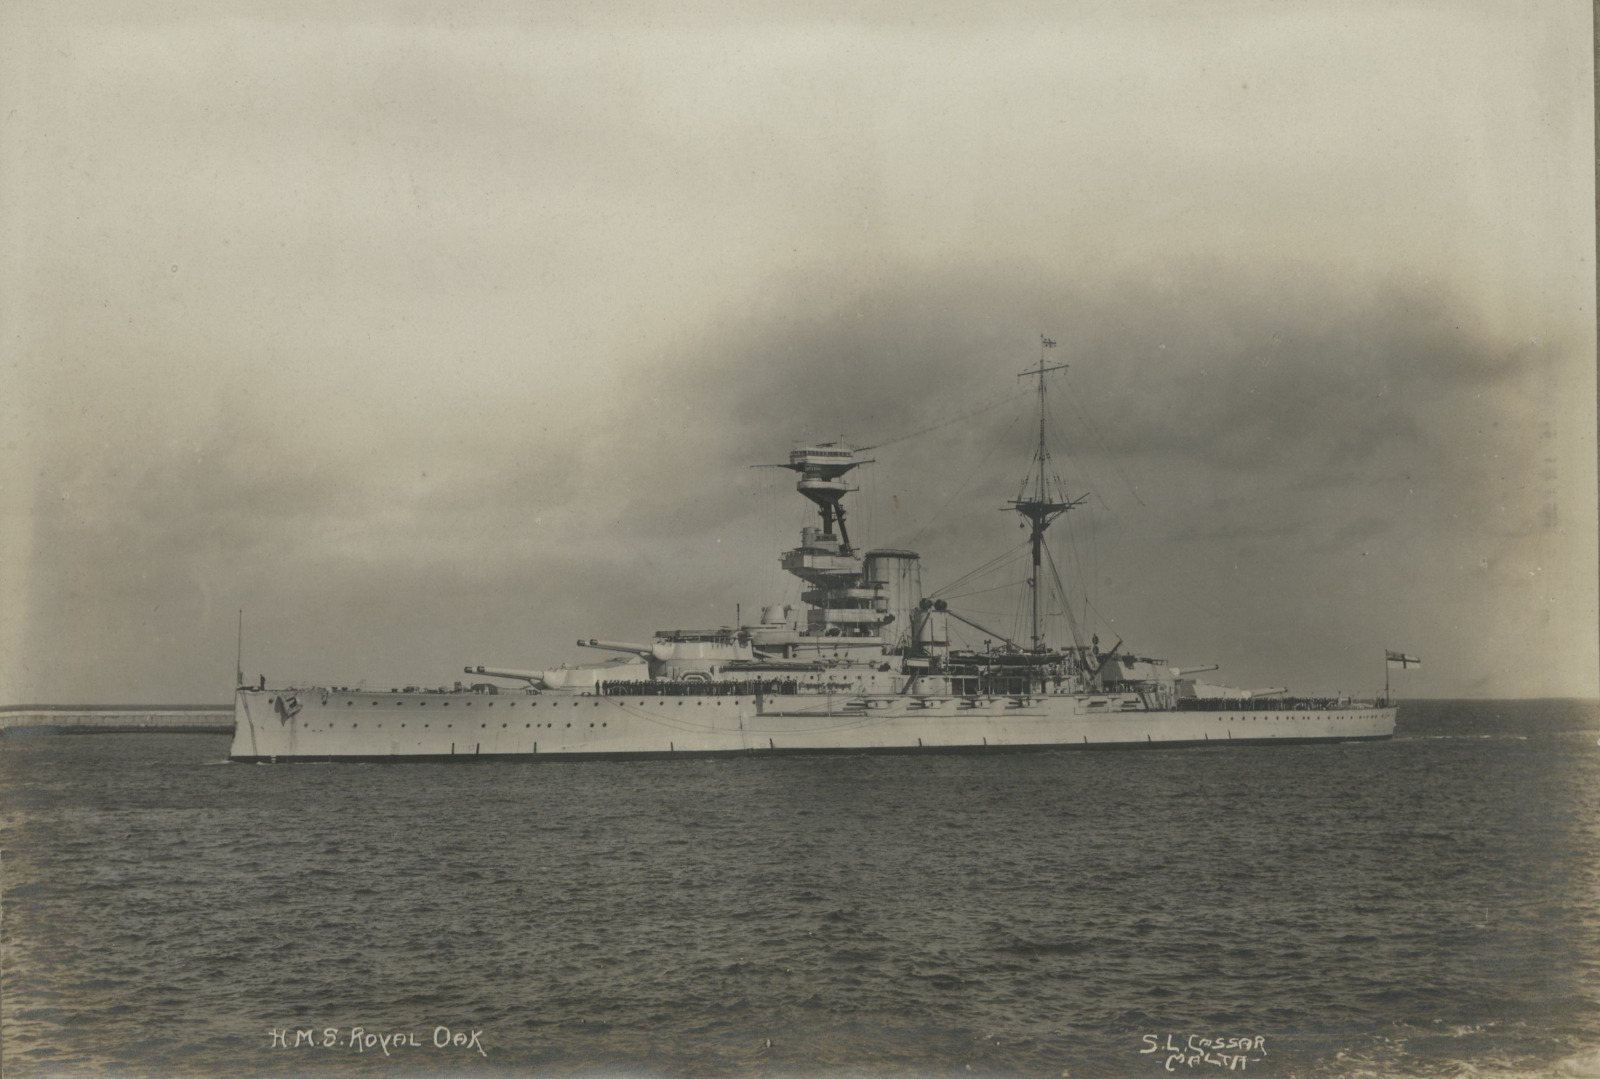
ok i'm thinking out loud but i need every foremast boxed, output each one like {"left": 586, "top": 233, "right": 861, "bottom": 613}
{"left": 760, "top": 444, "right": 922, "bottom": 649}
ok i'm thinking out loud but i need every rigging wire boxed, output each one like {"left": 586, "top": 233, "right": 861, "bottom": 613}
{"left": 1061, "top": 388, "right": 1147, "bottom": 508}
{"left": 939, "top": 580, "right": 1032, "bottom": 601}
{"left": 1058, "top": 505, "right": 1104, "bottom": 640}
{"left": 1041, "top": 538, "right": 1085, "bottom": 651}
{"left": 895, "top": 414, "right": 1023, "bottom": 551}
{"left": 926, "top": 540, "right": 1031, "bottom": 600}
{"left": 858, "top": 385, "right": 1031, "bottom": 453}
{"left": 1050, "top": 372, "right": 1289, "bottom": 641}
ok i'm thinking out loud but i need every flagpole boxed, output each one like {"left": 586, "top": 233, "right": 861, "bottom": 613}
{"left": 1384, "top": 652, "right": 1390, "bottom": 705}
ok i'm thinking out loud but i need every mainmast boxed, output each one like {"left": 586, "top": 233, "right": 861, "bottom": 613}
{"left": 1007, "top": 337, "right": 1087, "bottom": 651}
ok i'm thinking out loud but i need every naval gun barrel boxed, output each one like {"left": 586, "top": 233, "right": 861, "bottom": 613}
{"left": 464, "top": 665, "right": 543, "bottom": 683}
{"left": 579, "top": 639, "right": 657, "bottom": 657}
{"left": 1171, "top": 664, "right": 1220, "bottom": 677}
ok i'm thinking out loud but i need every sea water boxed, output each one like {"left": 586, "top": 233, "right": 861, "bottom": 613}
{"left": 2, "top": 699, "right": 1597, "bottom": 1078}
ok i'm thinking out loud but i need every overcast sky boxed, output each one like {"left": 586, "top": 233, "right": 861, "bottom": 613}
{"left": 2, "top": 0, "right": 1594, "bottom": 704}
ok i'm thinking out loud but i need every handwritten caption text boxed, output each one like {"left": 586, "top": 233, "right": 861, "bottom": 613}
{"left": 1140, "top": 1034, "right": 1266, "bottom": 1071}
{"left": 268, "top": 1026, "right": 487, "bottom": 1058}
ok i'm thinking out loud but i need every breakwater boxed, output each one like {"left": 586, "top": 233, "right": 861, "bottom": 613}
{"left": 0, "top": 705, "right": 233, "bottom": 735}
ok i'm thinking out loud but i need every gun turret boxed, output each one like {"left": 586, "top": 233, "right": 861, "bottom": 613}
{"left": 1088, "top": 637, "right": 1124, "bottom": 676}
{"left": 579, "top": 639, "right": 658, "bottom": 658}
{"left": 464, "top": 665, "right": 544, "bottom": 684}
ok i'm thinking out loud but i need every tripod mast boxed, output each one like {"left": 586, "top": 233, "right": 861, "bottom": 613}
{"left": 1006, "top": 337, "right": 1087, "bottom": 651}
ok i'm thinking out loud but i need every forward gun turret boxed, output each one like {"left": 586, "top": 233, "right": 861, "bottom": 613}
{"left": 465, "top": 665, "right": 545, "bottom": 684}
{"left": 580, "top": 639, "right": 660, "bottom": 658}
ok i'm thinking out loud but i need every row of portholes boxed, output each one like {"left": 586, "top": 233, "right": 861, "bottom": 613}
{"left": 345, "top": 699, "right": 532, "bottom": 707}
{"left": 331, "top": 722, "right": 609, "bottom": 730}
{"left": 340, "top": 697, "right": 747, "bottom": 708}
{"left": 1214, "top": 716, "right": 1343, "bottom": 721}
{"left": 348, "top": 699, "right": 638, "bottom": 707}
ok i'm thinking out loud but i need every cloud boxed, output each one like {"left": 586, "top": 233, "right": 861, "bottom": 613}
{"left": 8, "top": 248, "right": 1590, "bottom": 701}
{"left": 2, "top": 3, "right": 1592, "bottom": 701}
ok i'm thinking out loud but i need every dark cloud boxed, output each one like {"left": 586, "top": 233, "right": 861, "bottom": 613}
{"left": 14, "top": 253, "right": 1581, "bottom": 702}
{"left": 5, "top": 5, "right": 1591, "bottom": 702}
{"left": 495, "top": 260, "right": 1574, "bottom": 694}
{"left": 620, "top": 260, "right": 1551, "bottom": 538}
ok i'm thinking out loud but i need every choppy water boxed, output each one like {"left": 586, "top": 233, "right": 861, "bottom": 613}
{"left": 2, "top": 699, "right": 1597, "bottom": 1079}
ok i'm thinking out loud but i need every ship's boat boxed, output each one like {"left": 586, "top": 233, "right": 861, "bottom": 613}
{"left": 231, "top": 351, "right": 1396, "bottom": 762}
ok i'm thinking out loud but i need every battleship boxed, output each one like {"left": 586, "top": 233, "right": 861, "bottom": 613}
{"left": 231, "top": 352, "right": 1397, "bottom": 762}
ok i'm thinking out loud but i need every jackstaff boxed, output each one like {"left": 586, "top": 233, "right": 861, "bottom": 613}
{"left": 1383, "top": 649, "right": 1421, "bottom": 704}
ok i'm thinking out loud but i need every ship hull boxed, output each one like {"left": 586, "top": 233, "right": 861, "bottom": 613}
{"left": 230, "top": 688, "right": 1396, "bottom": 762}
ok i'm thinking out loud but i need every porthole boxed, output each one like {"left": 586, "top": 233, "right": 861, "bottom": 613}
{"left": 396, "top": 701, "right": 403, "bottom": 706}
{"left": 353, "top": 723, "right": 358, "bottom": 728}
{"left": 347, "top": 701, "right": 353, "bottom": 707}
{"left": 481, "top": 723, "right": 486, "bottom": 729}
{"left": 372, "top": 701, "right": 378, "bottom": 706}
{"left": 502, "top": 723, "right": 506, "bottom": 728}
{"left": 566, "top": 723, "right": 571, "bottom": 728}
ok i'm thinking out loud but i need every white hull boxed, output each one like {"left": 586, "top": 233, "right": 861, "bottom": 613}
{"left": 230, "top": 688, "right": 1395, "bottom": 762}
